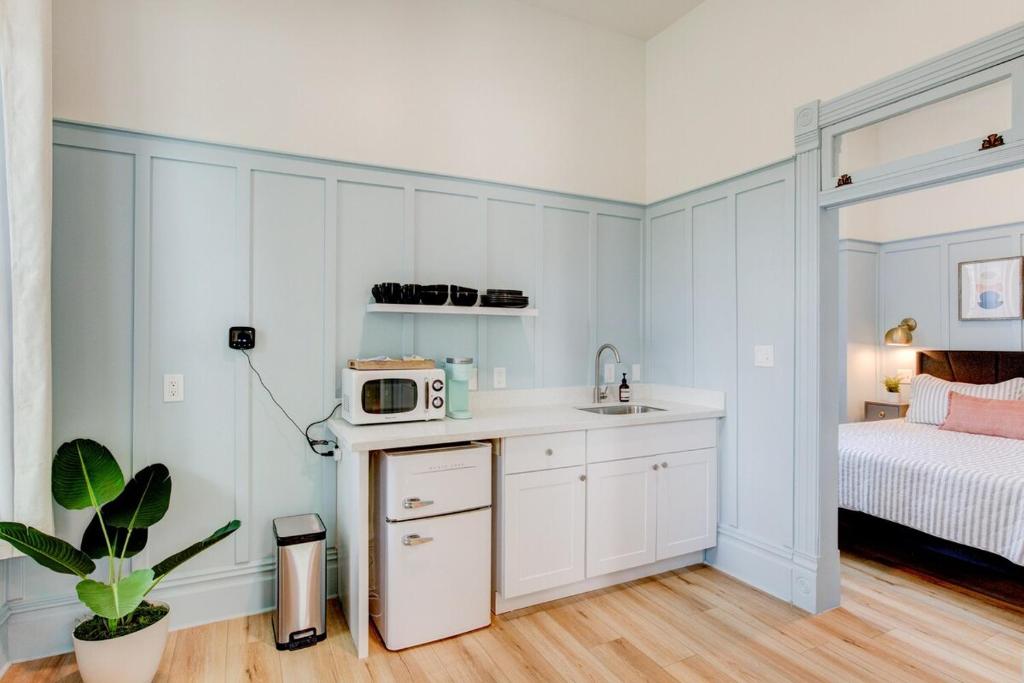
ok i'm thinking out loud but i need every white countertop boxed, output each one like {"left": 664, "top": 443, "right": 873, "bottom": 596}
{"left": 327, "top": 396, "right": 724, "bottom": 453}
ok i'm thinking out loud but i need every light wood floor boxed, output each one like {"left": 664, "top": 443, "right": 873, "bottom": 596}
{"left": 5, "top": 552, "right": 1023, "bottom": 682}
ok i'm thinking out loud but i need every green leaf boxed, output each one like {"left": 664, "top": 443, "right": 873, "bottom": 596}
{"left": 80, "top": 515, "right": 148, "bottom": 559}
{"left": 0, "top": 522, "right": 96, "bottom": 577}
{"left": 151, "top": 520, "right": 241, "bottom": 580}
{"left": 103, "top": 464, "right": 171, "bottom": 530}
{"left": 52, "top": 439, "right": 125, "bottom": 510}
{"left": 76, "top": 569, "right": 155, "bottom": 620}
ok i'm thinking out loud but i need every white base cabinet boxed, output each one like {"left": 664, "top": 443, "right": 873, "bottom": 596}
{"left": 499, "top": 466, "right": 586, "bottom": 599}
{"left": 585, "top": 456, "right": 658, "bottom": 577}
{"left": 495, "top": 419, "right": 719, "bottom": 611}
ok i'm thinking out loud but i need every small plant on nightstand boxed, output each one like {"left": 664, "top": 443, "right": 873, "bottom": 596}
{"left": 883, "top": 376, "right": 902, "bottom": 394}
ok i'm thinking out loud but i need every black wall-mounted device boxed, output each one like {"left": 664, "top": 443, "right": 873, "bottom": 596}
{"left": 229, "top": 326, "right": 256, "bottom": 350}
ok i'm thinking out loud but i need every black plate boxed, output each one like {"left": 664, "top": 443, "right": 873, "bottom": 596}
{"left": 486, "top": 289, "right": 523, "bottom": 296}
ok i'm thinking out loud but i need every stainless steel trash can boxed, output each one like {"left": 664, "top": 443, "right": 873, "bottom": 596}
{"left": 272, "top": 513, "right": 327, "bottom": 650}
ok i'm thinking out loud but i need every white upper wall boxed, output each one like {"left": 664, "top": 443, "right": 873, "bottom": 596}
{"left": 646, "top": 0, "right": 1024, "bottom": 202}
{"left": 53, "top": 0, "right": 647, "bottom": 203}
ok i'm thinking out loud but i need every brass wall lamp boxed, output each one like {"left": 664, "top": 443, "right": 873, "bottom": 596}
{"left": 884, "top": 318, "right": 917, "bottom": 346}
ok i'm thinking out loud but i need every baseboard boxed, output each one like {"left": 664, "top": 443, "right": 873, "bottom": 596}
{"left": 492, "top": 552, "right": 704, "bottom": 614}
{"left": 705, "top": 527, "right": 800, "bottom": 607}
{"left": 2, "top": 551, "right": 337, "bottom": 664}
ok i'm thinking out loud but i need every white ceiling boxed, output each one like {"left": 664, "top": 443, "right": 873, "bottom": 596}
{"left": 518, "top": 0, "right": 703, "bottom": 40}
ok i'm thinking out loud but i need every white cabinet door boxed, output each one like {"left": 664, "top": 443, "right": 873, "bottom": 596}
{"left": 586, "top": 456, "right": 658, "bottom": 577}
{"left": 502, "top": 466, "right": 586, "bottom": 598}
{"left": 656, "top": 449, "right": 717, "bottom": 560}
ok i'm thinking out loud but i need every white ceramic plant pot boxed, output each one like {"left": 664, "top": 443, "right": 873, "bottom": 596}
{"left": 73, "top": 602, "right": 170, "bottom": 683}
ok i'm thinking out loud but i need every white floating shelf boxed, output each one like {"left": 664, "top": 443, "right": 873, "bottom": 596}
{"left": 367, "top": 303, "right": 538, "bottom": 317}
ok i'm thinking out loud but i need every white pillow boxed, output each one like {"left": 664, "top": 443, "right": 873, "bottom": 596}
{"left": 906, "top": 373, "right": 1024, "bottom": 425}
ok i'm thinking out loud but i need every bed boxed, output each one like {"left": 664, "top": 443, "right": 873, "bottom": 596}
{"left": 838, "top": 350, "right": 1024, "bottom": 567}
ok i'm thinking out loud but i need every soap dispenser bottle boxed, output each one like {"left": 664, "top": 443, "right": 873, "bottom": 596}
{"left": 618, "top": 373, "right": 630, "bottom": 403}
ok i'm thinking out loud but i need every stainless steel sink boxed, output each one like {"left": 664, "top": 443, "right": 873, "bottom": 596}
{"left": 577, "top": 404, "right": 665, "bottom": 415}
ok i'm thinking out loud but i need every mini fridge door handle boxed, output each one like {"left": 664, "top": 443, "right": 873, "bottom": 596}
{"left": 402, "top": 533, "right": 434, "bottom": 546}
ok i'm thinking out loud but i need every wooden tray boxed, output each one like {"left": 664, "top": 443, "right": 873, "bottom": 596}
{"left": 347, "top": 358, "right": 436, "bottom": 370}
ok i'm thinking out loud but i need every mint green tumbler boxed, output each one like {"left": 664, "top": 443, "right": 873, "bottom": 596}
{"left": 444, "top": 357, "right": 473, "bottom": 419}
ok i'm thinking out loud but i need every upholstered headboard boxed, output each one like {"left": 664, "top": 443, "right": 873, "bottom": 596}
{"left": 917, "top": 350, "right": 1024, "bottom": 384}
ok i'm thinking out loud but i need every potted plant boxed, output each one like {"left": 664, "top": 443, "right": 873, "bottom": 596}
{"left": 883, "top": 375, "right": 902, "bottom": 395}
{"left": 0, "top": 439, "right": 240, "bottom": 683}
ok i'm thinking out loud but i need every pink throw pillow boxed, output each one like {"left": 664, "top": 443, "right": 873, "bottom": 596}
{"left": 939, "top": 391, "right": 1024, "bottom": 440}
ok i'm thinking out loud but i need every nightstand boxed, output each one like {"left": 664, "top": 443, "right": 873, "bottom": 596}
{"left": 864, "top": 400, "right": 909, "bottom": 422}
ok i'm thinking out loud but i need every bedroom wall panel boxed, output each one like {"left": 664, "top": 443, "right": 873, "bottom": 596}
{"left": 839, "top": 222, "right": 1024, "bottom": 414}
{"left": 646, "top": 160, "right": 797, "bottom": 603}
{"left": 838, "top": 243, "right": 880, "bottom": 422}
{"left": 12, "top": 122, "right": 644, "bottom": 661}
{"left": 947, "top": 235, "right": 1022, "bottom": 350}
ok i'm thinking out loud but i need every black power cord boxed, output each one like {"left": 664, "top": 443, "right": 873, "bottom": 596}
{"left": 240, "top": 350, "right": 340, "bottom": 457}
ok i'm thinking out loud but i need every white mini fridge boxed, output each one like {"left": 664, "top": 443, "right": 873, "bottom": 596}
{"left": 373, "top": 441, "right": 492, "bottom": 650}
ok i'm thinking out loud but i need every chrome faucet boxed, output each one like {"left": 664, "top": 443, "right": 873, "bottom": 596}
{"left": 593, "top": 343, "right": 622, "bottom": 403}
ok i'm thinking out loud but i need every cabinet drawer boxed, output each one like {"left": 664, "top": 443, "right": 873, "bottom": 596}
{"left": 587, "top": 420, "right": 716, "bottom": 464}
{"left": 864, "top": 402, "right": 908, "bottom": 421}
{"left": 503, "top": 431, "right": 586, "bottom": 474}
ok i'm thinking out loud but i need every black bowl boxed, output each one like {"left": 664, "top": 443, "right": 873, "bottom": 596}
{"left": 420, "top": 284, "right": 449, "bottom": 305}
{"left": 373, "top": 282, "right": 401, "bottom": 304}
{"left": 451, "top": 290, "right": 478, "bottom": 306}
{"left": 400, "top": 283, "right": 421, "bottom": 304}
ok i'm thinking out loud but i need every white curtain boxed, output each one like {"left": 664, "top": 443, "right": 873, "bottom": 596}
{"left": 0, "top": 0, "right": 54, "bottom": 550}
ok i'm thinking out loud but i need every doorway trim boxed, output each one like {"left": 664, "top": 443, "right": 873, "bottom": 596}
{"left": 792, "top": 22, "right": 1024, "bottom": 612}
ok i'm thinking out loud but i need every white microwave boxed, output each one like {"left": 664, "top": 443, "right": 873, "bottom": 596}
{"left": 340, "top": 367, "right": 446, "bottom": 424}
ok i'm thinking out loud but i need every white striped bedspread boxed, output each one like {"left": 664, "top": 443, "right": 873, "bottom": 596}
{"left": 839, "top": 419, "right": 1024, "bottom": 565}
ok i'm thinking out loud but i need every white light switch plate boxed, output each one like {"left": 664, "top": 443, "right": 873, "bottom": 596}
{"left": 468, "top": 367, "right": 478, "bottom": 391}
{"left": 753, "top": 345, "right": 774, "bottom": 368}
{"left": 163, "top": 374, "right": 184, "bottom": 402}
{"left": 604, "top": 363, "right": 615, "bottom": 383}
{"left": 493, "top": 367, "right": 506, "bottom": 389}
{"left": 631, "top": 364, "right": 641, "bottom": 382}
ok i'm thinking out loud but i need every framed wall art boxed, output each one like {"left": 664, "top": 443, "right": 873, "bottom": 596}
{"left": 958, "top": 256, "right": 1024, "bottom": 321}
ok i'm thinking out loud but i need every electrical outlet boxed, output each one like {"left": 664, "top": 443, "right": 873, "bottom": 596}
{"left": 631, "top": 363, "right": 641, "bottom": 382}
{"left": 468, "top": 367, "right": 478, "bottom": 391}
{"left": 163, "top": 374, "right": 184, "bottom": 402}
{"left": 753, "top": 345, "right": 774, "bottom": 368}
{"left": 493, "top": 367, "right": 506, "bottom": 389}
{"left": 604, "top": 363, "right": 615, "bottom": 383}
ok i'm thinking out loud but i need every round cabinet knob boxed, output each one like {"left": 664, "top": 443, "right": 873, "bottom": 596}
{"left": 432, "top": 379, "right": 444, "bottom": 391}
{"left": 432, "top": 397, "right": 444, "bottom": 408}
{"left": 661, "top": 462, "right": 668, "bottom": 469}
{"left": 579, "top": 474, "right": 586, "bottom": 482}
{"left": 878, "top": 411, "right": 886, "bottom": 418}
{"left": 545, "top": 448, "right": 554, "bottom": 456}
{"left": 652, "top": 464, "right": 659, "bottom": 470}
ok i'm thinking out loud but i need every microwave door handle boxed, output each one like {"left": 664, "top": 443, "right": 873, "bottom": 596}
{"left": 425, "top": 379, "right": 430, "bottom": 408}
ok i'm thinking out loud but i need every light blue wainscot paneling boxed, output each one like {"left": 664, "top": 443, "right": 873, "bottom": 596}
{"left": 690, "top": 196, "right": 737, "bottom": 528}
{"left": 249, "top": 170, "right": 330, "bottom": 561}
{"left": 645, "top": 160, "right": 799, "bottom": 605}
{"left": 646, "top": 208, "right": 692, "bottom": 386}
{"left": 541, "top": 207, "right": 592, "bottom": 386}
{"left": 16, "top": 120, "right": 644, "bottom": 663}
{"left": 145, "top": 157, "right": 240, "bottom": 574}
{"left": 336, "top": 180, "right": 406, "bottom": 379}
{"left": 485, "top": 199, "right": 538, "bottom": 389}
{"left": 412, "top": 189, "right": 483, "bottom": 369}
{"left": 735, "top": 178, "right": 795, "bottom": 549}
{"left": 596, "top": 214, "right": 644, "bottom": 378}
